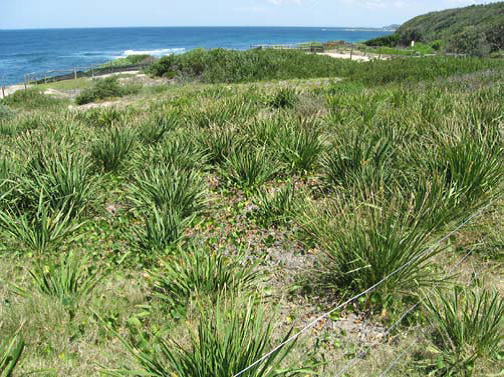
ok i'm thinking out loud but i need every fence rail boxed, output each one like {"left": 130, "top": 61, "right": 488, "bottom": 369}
{"left": 23, "top": 63, "right": 150, "bottom": 86}
{"left": 251, "top": 44, "right": 324, "bottom": 53}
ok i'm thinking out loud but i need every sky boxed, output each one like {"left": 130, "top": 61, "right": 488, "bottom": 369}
{"left": 0, "top": 0, "right": 501, "bottom": 29}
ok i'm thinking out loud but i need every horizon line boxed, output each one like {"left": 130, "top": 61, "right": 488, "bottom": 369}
{"left": 0, "top": 25, "right": 397, "bottom": 31}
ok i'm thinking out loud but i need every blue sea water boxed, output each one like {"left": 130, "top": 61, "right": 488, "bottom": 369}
{"left": 0, "top": 27, "right": 392, "bottom": 85}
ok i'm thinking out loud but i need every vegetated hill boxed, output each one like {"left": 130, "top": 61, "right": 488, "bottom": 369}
{"left": 367, "top": 2, "right": 504, "bottom": 56}
{"left": 382, "top": 24, "right": 401, "bottom": 31}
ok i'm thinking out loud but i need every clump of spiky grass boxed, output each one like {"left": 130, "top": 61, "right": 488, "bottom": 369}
{"left": 150, "top": 247, "right": 260, "bottom": 316}
{"left": 298, "top": 190, "right": 448, "bottom": 300}
{"left": 108, "top": 295, "right": 307, "bottom": 377}
{"left": 138, "top": 111, "right": 179, "bottom": 145}
{"left": 0, "top": 156, "right": 18, "bottom": 208}
{"left": 25, "top": 251, "right": 100, "bottom": 319}
{"left": 187, "top": 97, "right": 255, "bottom": 128}
{"left": 128, "top": 166, "right": 207, "bottom": 219}
{"left": 254, "top": 183, "right": 299, "bottom": 226}
{"left": 268, "top": 87, "right": 299, "bottom": 109}
{"left": 91, "top": 126, "right": 135, "bottom": 172}
{"left": 196, "top": 126, "right": 243, "bottom": 166}
{"left": 77, "top": 107, "right": 128, "bottom": 128}
{"left": 0, "top": 104, "right": 14, "bottom": 121}
{"left": 320, "top": 133, "right": 394, "bottom": 190}
{"left": 21, "top": 149, "right": 96, "bottom": 218}
{"left": 220, "top": 146, "right": 278, "bottom": 190}
{"left": 274, "top": 118, "right": 324, "bottom": 173}
{"left": 131, "top": 206, "right": 190, "bottom": 256}
{"left": 422, "top": 286, "right": 503, "bottom": 376}
{"left": 243, "top": 117, "right": 280, "bottom": 146}
{"left": 428, "top": 132, "right": 502, "bottom": 214}
{"left": 142, "top": 135, "right": 208, "bottom": 171}
{"left": 0, "top": 193, "right": 85, "bottom": 254}
{"left": 0, "top": 334, "right": 24, "bottom": 376}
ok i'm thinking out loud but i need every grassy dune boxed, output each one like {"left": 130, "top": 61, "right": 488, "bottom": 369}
{"left": 0, "top": 51, "right": 503, "bottom": 376}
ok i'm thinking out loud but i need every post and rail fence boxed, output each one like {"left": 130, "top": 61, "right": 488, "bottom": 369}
{"left": 22, "top": 62, "right": 151, "bottom": 88}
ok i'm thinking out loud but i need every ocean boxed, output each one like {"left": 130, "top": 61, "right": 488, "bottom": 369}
{"left": 0, "top": 27, "right": 392, "bottom": 85}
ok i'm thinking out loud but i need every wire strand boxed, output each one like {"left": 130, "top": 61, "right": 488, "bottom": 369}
{"left": 334, "top": 236, "right": 485, "bottom": 377}
{"left": 377, "top": 239, "right": 494, "bottom": 377}
{"left": 233, "top": 197, "right": 498, "bottom": 377}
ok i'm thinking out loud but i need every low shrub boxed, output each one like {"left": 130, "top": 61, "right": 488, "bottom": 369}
{"left": 75, "top": 76, "right": 141, "bottom": 105}
{"left": 364, "top": 34, "right": 400, "bottom": 47}
{"left": 1, "top": 89, "right": 65, "bottom": 110}
{"left": 99, "top": 54, "right": 153, "bottom": 68}
{"left": 346, "top": 57, "right": 504, "bottom": 86}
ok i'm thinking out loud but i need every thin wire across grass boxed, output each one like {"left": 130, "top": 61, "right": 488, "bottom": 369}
{"left": 107, "top": 296, "right": 313, "bottom": 377}
{"left": 334, "top": 236, "right": 489, "bottom": 376}
{"left": 233, "top": 197, "right": 499, "bottom": 377}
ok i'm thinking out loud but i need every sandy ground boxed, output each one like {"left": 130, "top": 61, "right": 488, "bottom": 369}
{"left": 318, "top": 51, "right": 389, "bottom": 61}
{"left": 0, "top": 84, "right": 31, "bottom": 99}
{"left": 318, "top": 52, "right": 371, "bottom": 61}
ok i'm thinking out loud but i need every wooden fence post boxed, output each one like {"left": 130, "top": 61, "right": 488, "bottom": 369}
{"left": 24, "top": 75, "right": 27, "bottom": 90}
{"left": 73, "top": 69, "right": 77, "bottom": 80}
{"left": 350, "top": 45, "right": 354, "bottom": 60}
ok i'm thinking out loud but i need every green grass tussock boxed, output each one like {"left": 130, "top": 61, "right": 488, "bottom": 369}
{"left": 150, "top": 247, "right": 260, "bottom": 316}
{"left": 108, "top": 296, "right": 309, "bottom": 377}
{"left": 422, "top": 286, "right": 504, "bottom": 375}
{"left": 91, "top": 126, "right": 136, "bottom": 172}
